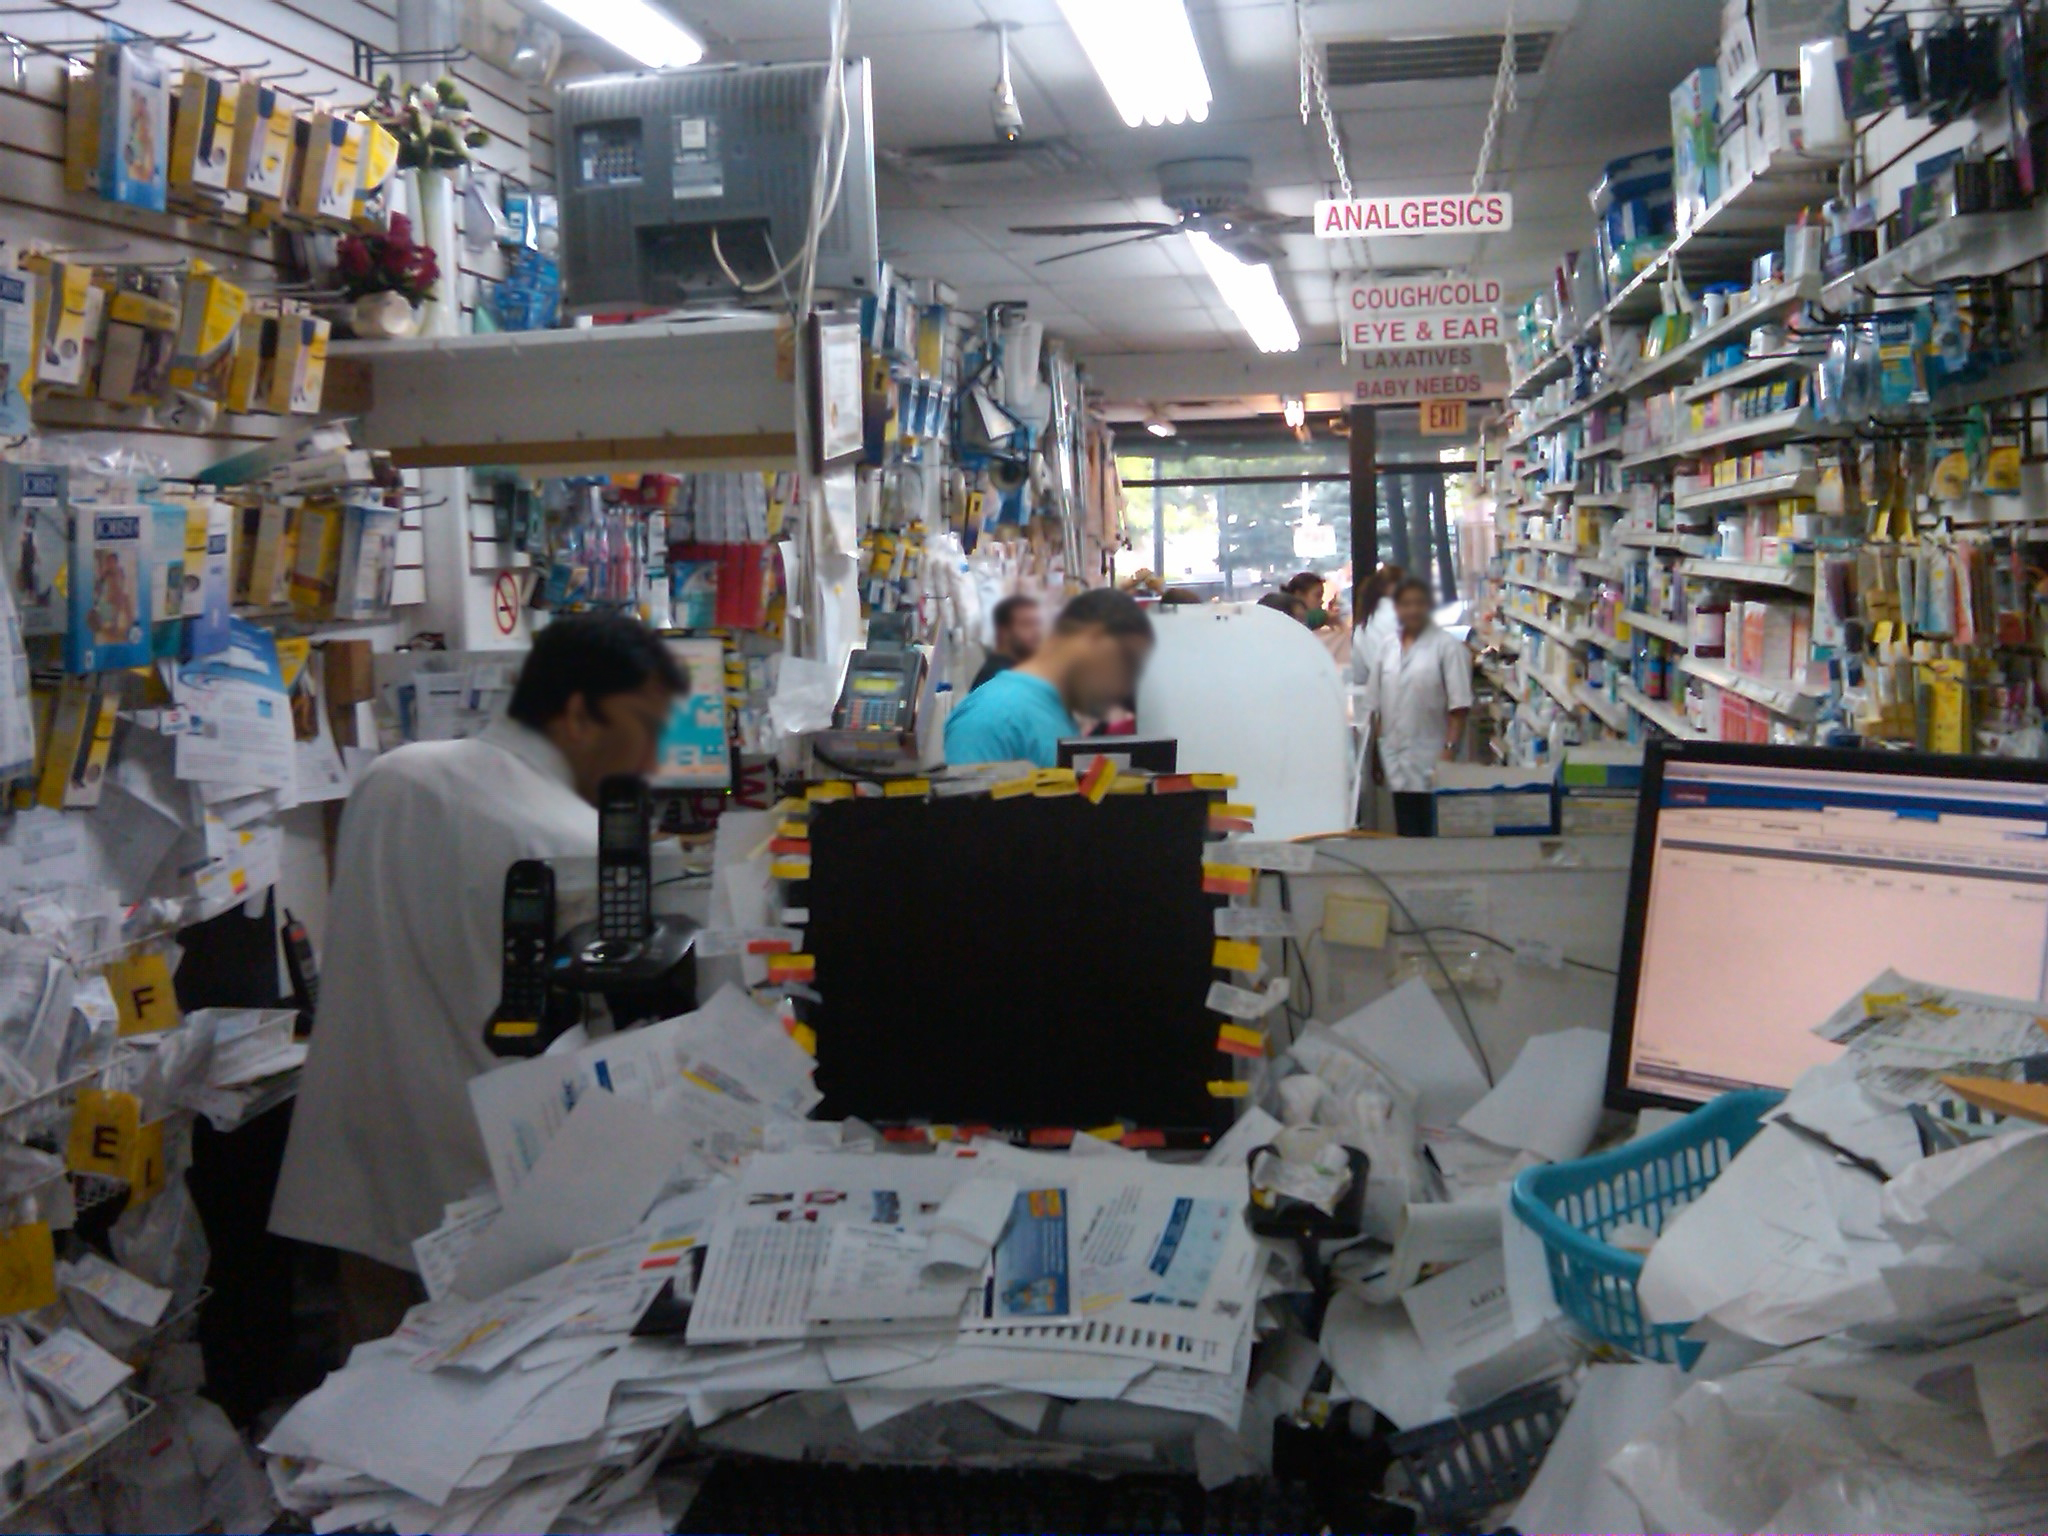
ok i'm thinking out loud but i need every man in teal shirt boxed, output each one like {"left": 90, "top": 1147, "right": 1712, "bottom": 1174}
{"left": 945, "top": 588, "right": 1154, "bottom": 768}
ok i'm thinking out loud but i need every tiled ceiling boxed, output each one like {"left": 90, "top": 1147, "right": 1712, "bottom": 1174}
{"left": 638, "top": 0, "right": 1723, "bottom": 402}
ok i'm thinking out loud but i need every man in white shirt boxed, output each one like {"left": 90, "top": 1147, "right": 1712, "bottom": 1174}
{"left": 1367, "top": 577, "right": 1473, "bottom": 836}
{"left": 271, "top": 615, "right": 682, "bottom": 1345}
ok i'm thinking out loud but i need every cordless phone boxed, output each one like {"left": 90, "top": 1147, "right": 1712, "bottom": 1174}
{"left": 281, "top": 908, "right": 319, "bottom": 1036}
{"left": 597, "top": 775, "right": 653, "bottom": 946}
{"left": 486, "top": 860, "right": 557, "bottom": 1055}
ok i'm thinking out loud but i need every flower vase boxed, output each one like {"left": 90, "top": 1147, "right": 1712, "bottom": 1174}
{"left": 410, "top": 166, "right": 460, "bottom": 338}
{"left": 350, "top": 291, "right": 419, "bottom": 340}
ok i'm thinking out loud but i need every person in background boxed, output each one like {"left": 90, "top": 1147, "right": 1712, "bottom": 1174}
{"left": 944, "top": 588, "right": 1155, "bottom": 768}
{"left": 1350, "top": 562, "right": 1407, "bottom": 688}
{"left": 272, "top": 615, "right": 683, "bottom": 1348}
{"left": 1159, "top": 587, "right": 1205, "bottom": 605}
{"left": 971, "top": 594, "right": 1044, "bottom": 691}
{"left": 1282, "top": 571, "right": 1331, "bottom": 629}
{"left": 1258, "top": 591, "right": 1309, "bottom": 623}
{"left": 1369, "top": 577, "right": 1472, "bottom": 837}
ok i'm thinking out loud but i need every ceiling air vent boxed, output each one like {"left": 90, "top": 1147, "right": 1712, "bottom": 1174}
{"left": 882, "top": 138, "right": 1086, "bottom": 184}
{"left": 1325, "top": 30, "right": 1555, "bottom": 88}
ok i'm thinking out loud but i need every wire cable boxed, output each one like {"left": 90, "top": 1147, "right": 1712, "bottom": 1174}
{"left": 1395, "top": 924, "right": 1618, "bottom": 977}
{"left": 1301, "top": 841, "right": 1495, "bottom": 1086}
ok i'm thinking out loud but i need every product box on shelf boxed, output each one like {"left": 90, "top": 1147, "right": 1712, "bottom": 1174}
{"left": 1720, "top": 0, "right": 1848, "bottom": 104}
{"left": 1671, "top": 67, "right": 1723, "bottom": 236}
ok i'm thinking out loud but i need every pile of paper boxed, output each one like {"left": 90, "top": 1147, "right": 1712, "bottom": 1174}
{"left": 264, "top": 981, "right": 1286, "bottom": 1529}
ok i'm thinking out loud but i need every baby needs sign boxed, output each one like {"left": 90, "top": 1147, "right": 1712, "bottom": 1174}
{"left": 1349, "top": 344, "right": 1505, "bottom": 403}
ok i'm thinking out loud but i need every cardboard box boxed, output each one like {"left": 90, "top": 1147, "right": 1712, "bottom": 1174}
{"left": 273, "top": 313, "right": 330, "bottom": 415}
{"left": 229, "top": 79, "right": 292, "bottom": 201}
{"left": 323, "top": 637, "right": 375, "bottom": 706}
{"left": 1431, "top": 764, "right": 1559, "bottom": 838}
{"left": 168, "top": 270, "right": 247, "bottom": 403}
{"left": 98, "top": 41, "right": 170, "bottom": 212}
{"left": 318, "top": 116, "right": 365, "bottom": 225}
{"left": 169, "top": 68, "right": 236, "bottom": 200}
{"left": 63, "top": 58, "right": 100, "bottom": 194}
{"left": 1671, "top": 67, "right": 1722, "bottom": 235}
{"left": 1720, "top": 0, "right": 1847, "bottom": 105}
{"left": 225, "top": 312, "right": 278, "bottom": 415}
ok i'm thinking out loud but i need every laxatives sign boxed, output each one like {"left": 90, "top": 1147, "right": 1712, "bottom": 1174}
{"left": 1343, "top": 272, "right": 1506, "bottom": 347}
{"left": 1349, "top": 344, "right": 1506, "bottom": 403}
{"left": 1314, "top": 194, "right": 1514, "bottom": 238}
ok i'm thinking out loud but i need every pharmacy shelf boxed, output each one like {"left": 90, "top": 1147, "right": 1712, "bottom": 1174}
{"left": 325, "top": 315, "right": 800, "bottom": 470}
{"left": 1678, "top": 557, "right": 1816, "bottom": 593}
{"left": 1677, "top": 655, "right": 1829, "bottom": 718}
{"left": 1619, "top": 408, "right": 1821, "bottom": 469}
{"left": 1680, "top": 348, "right": 1828, "bottom": 403}
{"left": 1540, "top": 482, "right": 1588, "bottom": 498}
{"left": 1580, "top": 440, "right": 1626, "bottom": 459}
{"left": 1617, "top": 682, "right": 1707, "bottom": 740}
{"left": 1508, "top": 575, "right": 1583, "bottom": 603}
{"left": 1504, "top": 607, "right": 1588, "bottom": 648}
{"left": 1579, "top": 557, "right": 1623, "bottom": 581}
{"left": 1821, "top": 202, "right": 2048, "bottom": 311}
{"left": 1508, "top": 347, "right": 1574, "bottom": 402}
{"left": 1528, "top": 668, "right": 1580, "bottom": 711}
{"left": 1674, "top": 471, "right": 1817, "bottom": 511}
{"left": 1616, "top": 528, "right": 1713, "bottom": 552}
{"left": 1576, "top": 684, "right": 1632, "bottom": 733}
{"left": 1574, "top": 495, "right": 1632, "bottom": 511}
{"left": 1509, "top": 538, "right": 1582, "bottom": 555}
{"left": 1585, "top": 626, "right": 1630, "bottom": 651}
{"left": 1621, "top": 608, "right": 1691, "bottom": 646}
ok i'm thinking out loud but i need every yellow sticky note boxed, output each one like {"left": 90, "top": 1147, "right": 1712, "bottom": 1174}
{"left": 126, "top": 1119, "right": 168, "bottom": 1205}
{"left": 0, "top": 1224, "right": 56, "bottom": 1315}
{"left": 769, "top": 859, "right": 813, "bottom": 880}
{"left": 1217, "top": 1024, "right": 1265, "bottom": 1054}
{"left": 1191, "top": 773, "right": 1238, "bottom": 790}
{"left": 807, "top": 781, "right": 854, "bottom": 802}
{"left": 1213, "top": 803, "right": 1257, "bottom": 821}
{"left": 1213, "top": 939, "right": 1264, "bottom": 973}
{"left": 67, "top": 1088, "right": 140, "bottom": 1176}
{"left": 883, "top": 778, "right": 930, "bottom": 798}
{"left": 990, "top": 775, "right": 1035, "bottom": 800}
{"left": 776, "top": 819, "right": 808, "bottom": 839}
{"left": 1206, "top": 1079, "right": 1251, "bottom": 1099}
{"left": 106, "top": 950, "right": 181, "bottom": 1037}
{"left": 789, "top": 1022, "right": 817, "bottom": 1056}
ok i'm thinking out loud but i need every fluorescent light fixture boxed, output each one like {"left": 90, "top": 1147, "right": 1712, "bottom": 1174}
{"left": 1187, "top": 233, "right": 1300, "bottom": 354}
{"left": 535, "top": 0, "right": 704, "bottom": 69}
{"left": 1144, "top": 412, "right": 1176, "bottom": 438}
{"left": 1282, "top": 397, "right": 1307, "bottom": 429}
{"left": 1055, "top": 0, "right": 1212, "bottom": 127}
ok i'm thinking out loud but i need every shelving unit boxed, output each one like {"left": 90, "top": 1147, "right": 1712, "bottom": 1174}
{"left": 1507, "top": 575, "right": 1584, "bottom": 603}
{"left": 1503, "top": 608, "right": 1587, "bottom": 648}
{"left": 1675, "top": 471, "right": 1817, "bottom": 510}
{"left": 1529, "top": 668, "right": 1580, "bottom": 711}
{"left": 1677, "top": 558, "right": 1816, "bottom": 593}
{"left": 1621, "top": 608, "right": 1690, "bottom": 646}
{"left": 1576, "top": 685, "right": 1633, "bottom": 733}
{"left": 1616, "top": 681, "right": 1706, "bottom": 740}
{"left": 1677, "top": 655, "right": 1828, "bottom": 718}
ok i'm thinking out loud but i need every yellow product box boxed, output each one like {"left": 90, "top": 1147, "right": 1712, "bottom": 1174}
{"left": 168, "top": 68, "right": 235, "bottom": 197}
{"left": 26, "top": 258, "right": 95, "bottom": 391}
{"left": 96, "top": 285, "right": 181, "bottom": 407}
{"left": 318, "top": 115, "right": 365, "bottom": 224}
{"left": 353, "top": 119, "right": 401, "bottom": 227}
{"left": 288, "top": 108, "right": 339, "bottom": 221}
{"left": 168, "top": 269, "right": 247, "bottom": 402}
{"left": 229, "top": 78, "right": 292, "bottom": 200}
{"left": 63, "top": 58, "right": 101, "bottom": 194}
{"left": 36, "top": 680, "right": 115, "bottom": 809}
{"left": 247, "top": 499, "right": 296, "bottom": 608}
{"left": 287, "top": 495, "right": 344, "bottom": 617}
{"left": 225, "top": 312, "right": 278, "bottom": 414}
{"left": 275, "top": 313, "right": 330, "bottom": 414}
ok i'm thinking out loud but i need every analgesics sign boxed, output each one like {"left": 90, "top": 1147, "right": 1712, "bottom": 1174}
{"left": 1342, "top": 272, "right": 1506, "bottom": 347}
{"left": 1314, "top": 194, "right": 1514, "bottom": 239}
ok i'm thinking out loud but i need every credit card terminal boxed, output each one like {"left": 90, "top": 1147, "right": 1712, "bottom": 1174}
{"left": 486, "top": 860, "right": 558, "bottom": 1056}
{"left": 597, "top": 775, "right": 652, "bottom": 946}
{"left": 832, "top": 648, "right": 925, "bottom": 733}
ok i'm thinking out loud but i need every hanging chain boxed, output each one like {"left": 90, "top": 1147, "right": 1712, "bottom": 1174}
{"left": 1471, "top": 0, "right": 1519, "bottom": 195}
{"left": 1296, "top": 0, "right": 1352, "bottom": 203}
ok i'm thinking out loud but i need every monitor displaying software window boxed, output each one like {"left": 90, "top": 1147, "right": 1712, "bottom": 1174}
{"left": 1610, "top": 744, "right": 2048, "bottom": 1109}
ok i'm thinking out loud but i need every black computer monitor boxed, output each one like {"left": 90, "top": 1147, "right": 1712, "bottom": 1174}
{"left": 1608, "top": 740, "right": 2048, "bottom": 1111}
{"left": 805, "top": 789, "right": 1228, "bottom": 1138}
{"left": 1056, "top": 737, "right": 1178, "bottom": 774}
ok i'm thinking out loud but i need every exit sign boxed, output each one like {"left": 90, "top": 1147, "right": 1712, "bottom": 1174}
{"left": 1419, "top": 400, "right": 1469, "bottom": 436}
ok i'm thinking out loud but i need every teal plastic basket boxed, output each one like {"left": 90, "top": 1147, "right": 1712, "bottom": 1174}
{"left": 1509, "top": 1088, "right": 1784, "bottom": 1368}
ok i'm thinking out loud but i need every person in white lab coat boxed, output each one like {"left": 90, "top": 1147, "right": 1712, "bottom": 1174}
{"left": 1348, "top": 563, "right": 1406, "bottom": 689}
{"left": 1368, "top": 577, "right": 1473, "bottom": 836}
{"left": 270, "top": 615, "right": 683, "bottom": 1346}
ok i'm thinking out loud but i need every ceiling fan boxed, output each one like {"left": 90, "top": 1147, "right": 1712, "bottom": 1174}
{"left": 1010, "top": 157, "right": 1314, "bottom": 267}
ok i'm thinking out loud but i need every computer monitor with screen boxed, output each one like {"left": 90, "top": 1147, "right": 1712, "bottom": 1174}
{"left": 1609, "top": 742, "right": 2048, "bottom": 1110}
